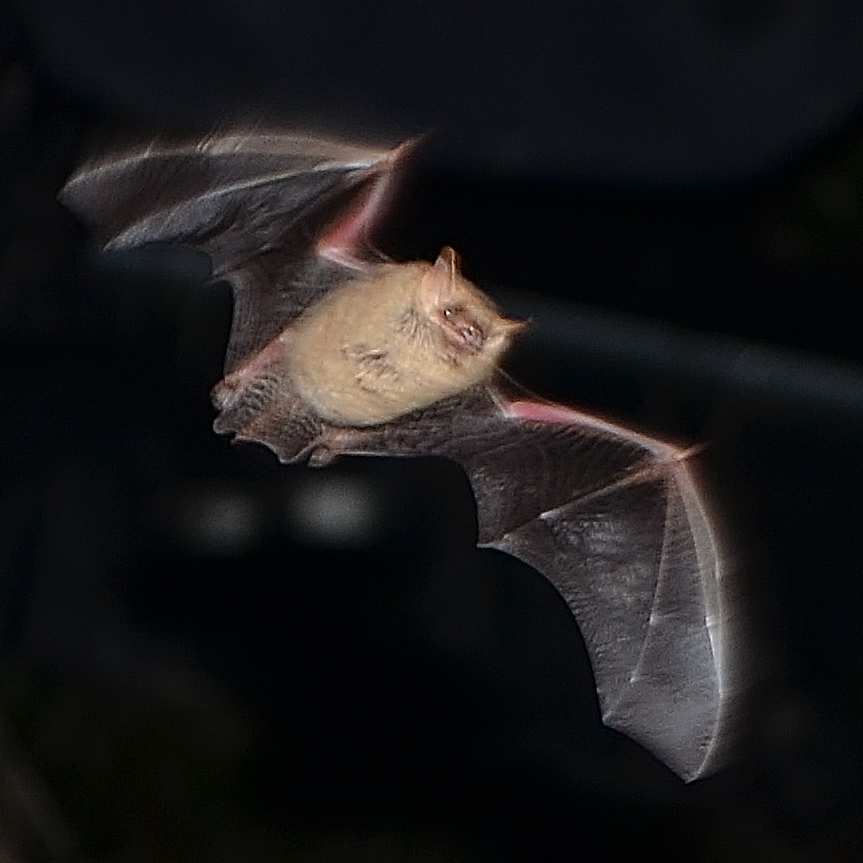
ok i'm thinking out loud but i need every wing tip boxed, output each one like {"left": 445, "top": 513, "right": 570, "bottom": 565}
{"left": 599, "top": 587, "right": 749, "bottom": 783}
{"left": 59, "top": 127, "right": 422, "bottom": 246}
{"left": 65, "top": 126, "right": 412, "bottom": 182}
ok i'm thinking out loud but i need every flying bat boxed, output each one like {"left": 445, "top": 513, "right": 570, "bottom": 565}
{"left": 60, "top": 130, "right": 739, "bottom": 781}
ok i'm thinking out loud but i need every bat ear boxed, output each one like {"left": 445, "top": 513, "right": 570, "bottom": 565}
{"left": 435, "top": 245, "right": 461, "bottom": 277}
{"left": 497, "top": 317, "right": 529, "bottom": 337}
{"left": 420, "top": 246, "right": 462, "bottom": 311}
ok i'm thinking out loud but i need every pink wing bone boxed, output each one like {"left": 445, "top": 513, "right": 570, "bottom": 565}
{"left": 507, "top": 399, "right": 702, "bottom": 464}
{"left": 316, "top": 139, "right": 419, "bottom": 268}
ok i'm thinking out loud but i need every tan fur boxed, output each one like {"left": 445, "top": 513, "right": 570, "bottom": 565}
{"left": 284, "top": 251, "right": 522, "bottom": 426}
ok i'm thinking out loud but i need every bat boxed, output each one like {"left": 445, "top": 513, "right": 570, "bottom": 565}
{"left": 60, "top": 130, "right": 739, "bottom": 782}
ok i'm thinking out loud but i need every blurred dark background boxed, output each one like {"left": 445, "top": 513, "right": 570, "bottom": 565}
{"left": 2, "top": 1, "right": 863, "bottom": 860}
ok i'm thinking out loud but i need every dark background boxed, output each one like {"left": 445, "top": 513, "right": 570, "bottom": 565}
{"left": 2, "top": 1, "right": 863, "bottom": 860}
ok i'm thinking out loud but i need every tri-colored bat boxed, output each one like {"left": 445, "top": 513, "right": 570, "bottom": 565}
{"left": 61, "top": 130, "right": 739, "bottom": 781}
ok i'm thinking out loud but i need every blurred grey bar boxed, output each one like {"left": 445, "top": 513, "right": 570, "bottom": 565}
{"left": 502, "top": 290, "right": 863, "bottom": 417}
{"left": 0, "top": 720, "right": 82, "bottom": 863}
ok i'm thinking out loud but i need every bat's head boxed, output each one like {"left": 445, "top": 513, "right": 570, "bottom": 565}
{"left": 417, "top": 247, "right": 525, "bottom": 373}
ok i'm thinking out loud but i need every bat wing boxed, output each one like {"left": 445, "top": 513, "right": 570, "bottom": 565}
{"left": 291, "top": 384, "right": 739, "bottom": 782}
{"left": 60, "top": 131, "right": 401, "bottom": 371}
{"left": 467, "top": 398, "right": 735, "bottom": 782}
{"left": 62, "top": 131, "right": 739, "bottom": 781}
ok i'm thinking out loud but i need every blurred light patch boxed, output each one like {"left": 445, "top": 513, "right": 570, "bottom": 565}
{"left": 174, "top": 485, "right": 264, "bottom": 556}
{"left": 286, "top": 473, "right": 383, "bottom": 547}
